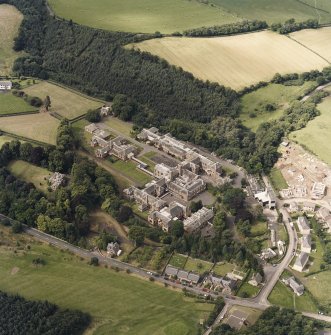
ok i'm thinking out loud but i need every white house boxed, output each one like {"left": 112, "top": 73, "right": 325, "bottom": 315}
{"left": 0, "top": 80, "right": 12, "bottom": 90}
{"left": 301, "top": 234, "right": 312, "bottom": 253}
{"left": 297, "top": 216, "right": 310, "bottom": 235}
{"left": 293, "top": 252, "right": 309, "bottom": 272}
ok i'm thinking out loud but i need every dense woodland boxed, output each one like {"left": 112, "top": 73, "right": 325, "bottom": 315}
{"left": 2, "top": 0, "right": 330, "bottom": 174}
{"left": 0, "top": 291, "right": 90, "bottom": 335}
{"left": 211, "top": 307, "right": 321, "bottom": 335}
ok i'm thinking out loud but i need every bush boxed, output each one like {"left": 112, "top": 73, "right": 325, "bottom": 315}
{"left": 12, "top": 221, "right": 23, "bottom": 234}
{"left": 90, "top": 257, "right": 99, "bottom": 266}
{"left": 85, "top": 109, "right": 101, "bottom": 122}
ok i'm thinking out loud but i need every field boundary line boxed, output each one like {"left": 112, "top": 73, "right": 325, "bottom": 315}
{"left": 0, "top": 110, "right": 39, "bottom": 118}
{"left": 294, "top": 0, "right": 330, "bottom": 14}
{"left": 46, "top": 80, "right": 106, "bottom": 104}
{"left": 0, "top": 130, "right": 55, "bottom": 147}
{"left": 286, "top": 35, "right": 331, "bottom": 65}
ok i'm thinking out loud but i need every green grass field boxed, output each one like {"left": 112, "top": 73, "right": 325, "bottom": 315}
{"left": 104, "top": 117, "right": 133, "bottom": 137}
{"left": 8, "top": 160, "right": 52, "bottom": 194}
{"left": 0, "top": 93, "right": 38, "bottom": 115}
{"left": 0, "top": 135, "right": 21, "bottom": 147}
{"left": 269, "top": 167, "right": 288, "bottom": 192}
{"left": 212, "top": 262, "right": 235, "bottom": 276}
{"left": 0, "top": 227, "right": 212, "bottom": 335}
{"left": 168, "top": 253, "right": 188, "bottom": 269}
{"left": 250, "top": 221, "right": 268, "bottom": 237}
{"left": 212, "top": 0, "right": 331, "bottom": 24}
{"left": 0, "top": 113, "right": 59, "bottom": 145}
{"left": 48, "top": 0, "right": 240, "bottom": 34}
{"left": 290, "top": 86, "right": 331, "bottom": 165}
{"left": 269, "top": 280, "right": 318, "bottom": 313}
{"left": 237, "top": 282, "right": 260, "bottom": 298}
{"left": 0, "top": 4, "right": 23, "bottom": 75}
{"left": 108, "top": 157, "right": 152, "bottom": 186}
{"left": 240, "top": 82, "right": 317, "bottom": 131}
{"left": 184, "top": 257, "right": 213, "bottom": 275}
{"left": 24, "top": 82, "right": 102, "bottom": 120}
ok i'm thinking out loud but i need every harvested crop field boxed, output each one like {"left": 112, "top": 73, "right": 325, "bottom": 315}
{"left": 0, "top": 113, "right": 59, "bottom": 145}
{"left": 24, "top": 82, "right": 102, "bottom": 120}
{"left": 0, "top": 4, "right": 23, "bottom": 75}
{"left": 131, "top": 31, "right": 328, "bottom": 89}
{"left": 290, "top": 27, "right": 331, "bottom": 62}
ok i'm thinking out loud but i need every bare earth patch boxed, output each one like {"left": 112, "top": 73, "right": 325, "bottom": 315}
{"left": 11, "top": 267, "right": 19, "bottom": 275}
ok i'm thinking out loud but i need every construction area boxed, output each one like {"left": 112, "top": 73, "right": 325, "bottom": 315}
{"left": 276, "top": 143, "right": 331, "bottom": 200}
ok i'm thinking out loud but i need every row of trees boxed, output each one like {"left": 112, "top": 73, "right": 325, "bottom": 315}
{"left": 0, "top": 291, "right": 90, "bottom": 335}
{"left": 271, "top": 18, "right": 319, "bottom": 34}
{"left": 183, "top": 20, "right": 268, "bottom": 37}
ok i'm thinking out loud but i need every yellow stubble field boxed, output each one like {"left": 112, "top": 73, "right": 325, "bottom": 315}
{"left": 130, "top": 30, "right": 328, "bottom": 89}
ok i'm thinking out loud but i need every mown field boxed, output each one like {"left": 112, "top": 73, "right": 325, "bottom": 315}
{"left": 212, "top": 0, "right": 331, "bottom": 24}
{"left": 269, "top": 280, "right": 318, "bottom": 313}
{"left": 24, "top": 82, "right": 102, "bottom": 120}
{"left": 0, "top": 93, "right": 38, "bottom": 115}
{"left": 8, "top": 160, "right": 52, "bottom": 194}
{"left": 0, "top": 4, "right": 23, "bottom": 75}
{"left": 240, "top": 82, "right": 317, "bottom": 131}
{"left": 48, "top": 0, "right": 240, "bottom": 34}
{"left": 131, "top": 31, "right": 328, "bottom": 89}
{"left": 0, "top": 227, "right": 212, "bottom": 335}
{"left": 290, "top": 27, "right": 331, "bottom": 62}
{"left": 0, "top": 113, "right": 59, "bottom": 145}
{"left": 290, "top": 86, "right": 331, "bottom": 165}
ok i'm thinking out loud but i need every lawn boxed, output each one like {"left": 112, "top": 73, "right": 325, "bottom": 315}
{"left": 250, "top": 221, "right": 268, "bottom": 237}
{"left": 104, "top": 117, "right": 133, "bottom": 137}
{"left": 0, "top": 92, "right": 38, "bottom": 115}
{"left": 131, "top": 31, "right": 328, "bottom": 90}
{"left": 184, "top": 257, "right": 213, "bottom": 275}
{"left": 268, "top": 280, "right": 318, "bottom": 313}
{"left": 269, "top": 167, "right": 288, "bottom": 192}
{"left": 212, "top": 262, "right": 235, "bottom": 276}
{"left": 240, "top": 82, "right": 317, "bottom": 131}
{"left": 48, "top": 0, "right": 240, "bottom": 34}
{"left": 0, "top": 4, "right": 23, "bottom": 75}
{"left": 0, "top": 113, "right": 59, "bottom": 145}
{"left": 212, "top": 0, "right": 331, "bottom": 24}
{"left": 108, "top": 157, "right": 152, "bottom": 186}
{"left": 169, "top": 253, "right": 188, "bottom": 269}
{"left": 8, "top": 160, "right": 53, "bottom": 194}
{"left": 237, "top": 282, "right": 260, "bottom": 298}
{"left": 138, "top": 152, "right": 157, "bottom": 172}
{"left": 290, "top": 27, "right": 331, "bottom": 62}
{"left": 0, "top": 227, "right": 213, "bottom": 335}
{"left": 24, "top": 82, "right": 102, "bottom": 120}
{"left": 290, "top": 86, "right": 331, "bottom": 165}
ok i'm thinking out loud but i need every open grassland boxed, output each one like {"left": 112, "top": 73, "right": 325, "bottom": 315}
{"left": 240, "top": 82, "right": 317, "bottom": 131}
{"left": 290, "top": 27, "right": 331, "bottom": 62}
{"left": 211, "top": 0, "right": 331, "bottom": 24}
{"left": 269, "top": 280, "right": 318, "bottom": 313}
{"left": 0, "top": 93, "right": 38, "bottom": 115}
{"left": 103, "top": 117, "right": 133, "bottom": 137}
{"left": 0, "top": 113, "right": 59, "bottom": 145}
{"left": 48, "top": 0, "right": 240, "bottom": 34}
{"left": 8, "top": 160, "right": 52, "bottom": 194}
{"left": 0, "top": 228, "right": 212, "bottom": 335}
{"left": 24, "top": 82, "right": 102, "bottom": 120}
{"left": 0, "top": 5, "right": 23, "bottom": 75}
{"left": 290, "top": 86, "right": 331, "bottom": 165}
{"left": 131, "top": 31, "right": 328, "bottom": 90}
